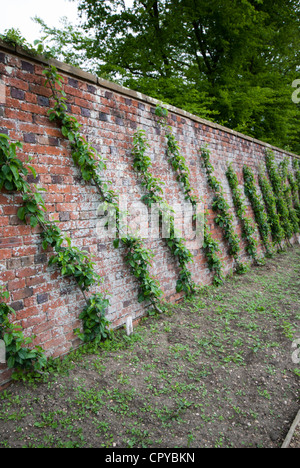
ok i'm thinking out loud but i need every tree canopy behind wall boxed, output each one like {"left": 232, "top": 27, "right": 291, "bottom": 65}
{"left": 35, "top": 0, "right": 300, "bottom": 153}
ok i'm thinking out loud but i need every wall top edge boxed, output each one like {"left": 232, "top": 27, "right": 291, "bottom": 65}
{"left": 0, "top": 39, "right": 299, "bottom": 160}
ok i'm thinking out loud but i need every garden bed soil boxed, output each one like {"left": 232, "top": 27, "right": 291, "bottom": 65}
{"left": 0, "top": 247, "right": 299, "bottom": 448}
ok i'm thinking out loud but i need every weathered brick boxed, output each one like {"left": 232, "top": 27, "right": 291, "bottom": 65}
{"left": 81, "top": 107, "right": 91, "bottom": 117}
{"left": 34, "top": 254, "right": 47, "bottom": 265}
{"left": 87, "top": 84, "right": 96, "bottom": 94}
{"left": 68, "top": 78, "right": 78, "bottom": 88}
{"left": 37, "top": 293, "right": 49, "bottom": 304}
{"left": 99, "top": 112, "right": 108, "bottom": 121}
{"left": 10, "top": 301, "right": 24, "bottom": 312}
{"left": 0, "top": 249, "right": 12, "bottom": 260}
{"left": 12, "top": 287, "right": 33, "bottom": 301}
{"left": 23, "top": 132, "right": 36, "bottom": 143}
{"left": 37, "top": 95, "right": 50, "bottom": 107}
{"left": 21, "top": 61, "right": 35, "bottom": 74}
{"left": 11, "top": 87, "right": 25, "bottom": 100}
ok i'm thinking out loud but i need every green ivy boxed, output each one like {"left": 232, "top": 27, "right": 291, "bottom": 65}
{"left": 48, "top": 247, "right": 102, "bottom": 293}
{"left": 119, "top": 236, "right": 163, "bottom": 304}
{"left": 258, "top": 165, "right": 285, "bottom": 249}
{"left": 226, "top": 163, "right": 259, "bottom": 262}
{"left": 243, "top": 165, "right": 273, "bottom": 257}
{"left": 0, "top": 134, "right": 36, "bottom": 192}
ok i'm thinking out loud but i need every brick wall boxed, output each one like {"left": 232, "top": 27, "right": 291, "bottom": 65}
{"left": 0, "top": 41, "right": 299, "bottom": 385}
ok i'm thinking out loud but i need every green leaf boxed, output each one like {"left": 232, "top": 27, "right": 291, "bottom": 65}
{"left": 30, "top": 216, "right": 39, "bottom": 228}
{"left": 10, "top": 164, "right": 20, "bottom": 180}
{"left": 113, "top": 238, "right": 120, "bottom": 249}
{"left": 27, "top": 165, "right": 37, "bottom": 179}
{"left": 17, "top": 207, "right": 26, "bottom": 221}
{"left": 4, "top": 180, "right": 13, "bottom": 191}
{"left": 7, "top": 356, "right": 15, "bottom": 369}
{"left": 4, "top": 334, "right": 13, "bottom": 346}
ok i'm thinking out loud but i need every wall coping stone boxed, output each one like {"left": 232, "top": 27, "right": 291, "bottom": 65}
{"left": 0, "top": 39, "right": 299, "bottom": 160}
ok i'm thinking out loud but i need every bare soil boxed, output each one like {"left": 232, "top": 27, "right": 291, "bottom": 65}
{"left": 0, "top": 247, "right": 299, "bottom": 448}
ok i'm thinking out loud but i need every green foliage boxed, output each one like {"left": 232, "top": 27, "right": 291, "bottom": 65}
{"left": 17, "top": 189, "right": 48, "bottom": 228}
{"left": 258, "top": 167, "right": 285, "bottom": 249}
{"left": 287, "top": 171, "right": 300, "bottom": 226}
{"left": 202, "top": 214, "right": 224, "bottom": 286}
{"left": 40, "top": 223, "right": 65, "bottom": 251}
{"left": 48, "top": 247, "right": 102, "bottom": 293}
{"left": 279, "top": 158, "right": 300, "bottom": 234}
{"left": 75, "top": 293, "right": 111, "bottom": 344}
{"left": 294, "top": 159, "right": 300, "bottom": 198}
{"left": 201, "top": 148, "right": 242, "bottom": 266}
{"left": 0, "top": 28, "right": 55, "bottom": 58}
{"left": 121, "top": 236, "right": 163, "bottom": 304}
{"left": 226, "top": 163, "right": 259, "bottom": 261}
{"left": 43, "top": 67, "right": 107, "bottom": 184}
{"left": 265, "top": 150, "right": 294, "bottom": 241}
{"left": 155, "top": 107, "right": 223, "bottom": 286}
{"left": 132, "top": 129, "right": 165, "bottom": 207}
{"left": 155, "top": 105, "right": 199, "bottom": 206}
{"left": 0, "top": 288, "right": 47, "bottom": 375}
{"left": 0, "top": 134, "right": 36, "bottom": 192}
{"left": 132, "top": 129, "right": 196, "bottom": 295}
{"left": 283, "top": 184, "right": 300, "bottom": 234}
{"left": 243, "top": 165, "right": 273, "bottom": 257}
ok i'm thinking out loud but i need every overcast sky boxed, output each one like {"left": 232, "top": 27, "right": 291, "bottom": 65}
{"left": 0, "top": 0, "right": 80, "bottom": 43}
{"left": 1, "top": 0, "right": 134, "bottom": 44}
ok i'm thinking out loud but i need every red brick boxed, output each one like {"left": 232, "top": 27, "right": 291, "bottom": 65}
{"left": 11, "top": 287, "right": 33, "bottom": 301}
{"left": 0, "top": 249, "right": 12, "bottom": 260}
{"left": 0, "top": 217, "right": 9, "bottom": 227}
{"left": 1, "top": 45, "right": 299, "bottom": 388}
{"left": 8, "top": 278, "right": 26, "bottom": 291}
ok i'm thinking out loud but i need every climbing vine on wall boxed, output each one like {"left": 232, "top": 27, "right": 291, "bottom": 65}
{"left": 225, "top": 163, "right": 259, "bottom": 262}
{"left": 0, "top": 136, "right": 47, "bottom": 373}
{"left": 155, "top": 106, "right": 199, "bottom": 206}
{"left": 0, "top": 286, "right": 47, "bottom": 376}
{"left": 293, "top": 159, "right": 300, "bottom": 199}
{"left": 155, "top": 106, "right": 224, "bottom": 286}
{"left": 243, "top": 165, "right": 273, "bottom": 257}
{"left": 258, "top": 165, "right": 285, "bottom": 250}
{"left": 43, "top": 66, "right": 164, "bottom": 314}
{"left": 201, "top": 147, "right": 247, "bottom": 273}
{"left": 132, "top": 129, "right": 196, "bottom": 295}
{"left": 287, "top": 171, "right": 300, "bottom": 226}
{"left": 279, "top": 158, "right": 300, "bottom": 235}
{"left": 202, "top": 214, "right": 224, "bottom": 286}
{"left": 265, "top": 150, "right": 294, "bottom": 243}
